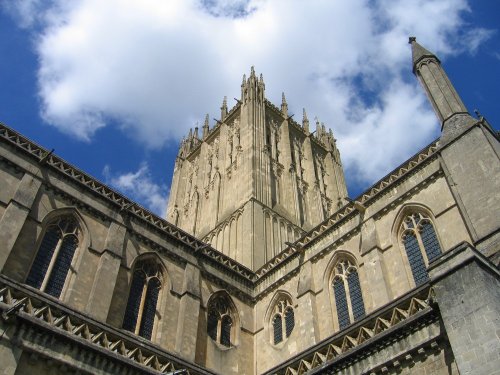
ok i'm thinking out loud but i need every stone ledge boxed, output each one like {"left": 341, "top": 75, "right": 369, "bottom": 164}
{"left": 0, "top": 275, "right": 217, "bottom": 375}
{"left": 428, "top": 241, "right": 500, "bottom": 283}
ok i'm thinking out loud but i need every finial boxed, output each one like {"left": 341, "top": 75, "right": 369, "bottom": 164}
{"left": 221, "top": 97, "right": 228, "bottom": 120}
{"left": 250, "top": 66, "right": 256, "bottom": 77}
{"left": 302, "top": 108, "right": 310, "bottom": 134}
{"left": 202, "top": 114, "right": 210, "bottom": 138}
{"left": 194, "top": 126, "right": 199, "bottom": 139}
{"left": 242, "top": 74, "right": 246, "bottom": 85}
{"left": 408, "top": 36, "right": 416, "bottom": 44}
{"left": 281, "top": 92, "right": 288, "bottom": 116}
{"left": 474, "top": 109, "right": 484, "bottom": 120}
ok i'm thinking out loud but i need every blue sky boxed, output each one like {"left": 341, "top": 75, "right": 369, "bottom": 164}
{"left": 0, "top": 0, "right": 499, "bottom": 217}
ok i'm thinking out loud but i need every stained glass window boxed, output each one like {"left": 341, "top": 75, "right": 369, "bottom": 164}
{"left": 333, "top": 278, "right": 349, "bottom": 330}
{"left": 401, "top": 213, "right": 442, "bottom": 286}
{"left": 347, "top": 270, "right": 365, "bottom": 321}
{"left": 207, "top": 294, "right": 235, "bottom": 348}
{"left": 220, "top": 315, "right": 232, "bottom": 347}
{"left": 270, "top": 297, "right": 295, "bottom": 345}
{"left": 284, "top": 307, "right": 295, "bottom": 338}
{"left": 26, "top": 216, "right": 80, "bottom": 299}
{"left": 122, "top": 258, "right": 163, "bottom": 340}
{"left": 332, "top": 259, "right": 365, "bottom": 330}
{"left": 421, "top": 222, "right": 442, "bottom": 262}
{"left": 273, "top": 314, "right": 283, "bottom": 344}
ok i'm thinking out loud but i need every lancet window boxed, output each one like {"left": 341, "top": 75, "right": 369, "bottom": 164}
{"left": 207, "top": 294, "right": 234, "bottom": 347}
{"left": 26, "top": 216, "right": 81, "bottom": 299}
{"left": 271, "top": 298, "right": 295, "bottom": 345}
{"left": 401, "top": 212, "right": 442, "bottom": 286}
{"left": 122, "top": 258, "right": 163, "bottom": 340}
{"left": 332, "top": 259, "right": 365, "bottom": 330}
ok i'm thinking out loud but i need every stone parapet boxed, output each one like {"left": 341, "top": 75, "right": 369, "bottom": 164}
{"left": 0, "top": 275, "right": 216, "bottom": 375}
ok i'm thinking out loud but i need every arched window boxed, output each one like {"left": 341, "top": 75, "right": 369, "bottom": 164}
{"left": 122, "top": 258, "right": 163, "bottom": 340}
{"left": 207, "top": 294, "right": 235, "bottom": 347}
{"left": 26, "top": 216, "right": 80, "bottom": 299}
{"left": 271, "top": 298, "right": 295, "bottom": 345}
{"left": 332, "top": 259, "right": 365, "bottom": 330}
{"left": 401, "top": 212, "right": 442, "bottom": 286}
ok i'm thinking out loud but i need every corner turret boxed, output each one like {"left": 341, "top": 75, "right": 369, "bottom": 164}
{"left": 409, "top": 37, "right": 475, "bottom": 144}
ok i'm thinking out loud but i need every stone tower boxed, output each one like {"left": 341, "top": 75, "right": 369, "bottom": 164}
{"left": 167, "top": 67, "right": 347, "bottom": 269}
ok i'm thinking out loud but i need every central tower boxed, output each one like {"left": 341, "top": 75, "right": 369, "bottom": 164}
{"left": 167, "top": 68, "right": 347, "bottom": 269}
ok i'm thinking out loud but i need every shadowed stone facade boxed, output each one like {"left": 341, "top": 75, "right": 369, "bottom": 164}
{"left": 0, "top": 39, "right": 498, "bottom": 375}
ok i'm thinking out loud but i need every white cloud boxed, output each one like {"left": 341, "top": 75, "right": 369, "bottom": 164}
{"left": 103, "top": 163, "right": 169, "bottom": 216}
{"left": 5, "top": 0, "right": 494, "bottom": 188}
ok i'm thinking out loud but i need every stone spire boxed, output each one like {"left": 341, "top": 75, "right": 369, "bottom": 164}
{"left": 302, "top": 108, "right": 310, "bottom": 134}
{"left": 409, "top": 37, "right": 475, "bottom": 144}
{"left": 281, "top": 92, "right": 288, "bottom": 117}
{"left": 315, "top": 117, "right": 321, "bottom": 138}
{"left": 220, "top": 96, "right": 228, "bottom": 121}
{"left": 202, "top": 114, "right": 210, "bottom": 138}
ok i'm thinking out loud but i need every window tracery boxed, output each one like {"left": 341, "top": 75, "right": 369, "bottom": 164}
{"left": 401, "top": 212, "right": 442, "bottom": 286}
{"left": 271, "top": 298, "right": 295, "bottom": 345}
{"left": 26, "top": 216, "right": 81, "bottom": 299}
{"left": 331, "top": 259, "right": 365, "bottom": 330}
{"left": 207, "top": 294, "right": 234, "bottom": 347}
{"left": 122, "top": 258, "right": 163, "bottom": 340}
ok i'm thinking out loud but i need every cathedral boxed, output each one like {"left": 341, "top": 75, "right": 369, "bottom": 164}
{"left": 0, "top": 38, "right": 498, "bottom": 375}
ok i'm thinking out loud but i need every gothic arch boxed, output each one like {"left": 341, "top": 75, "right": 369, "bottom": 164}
{"left": 122, "top": 252, "right": 169, "bottom": 342}
{"left": 25, "top": 207, "right": 90, "bottom": 301}
{"left": 325, "top": 251, "right": 366, "bottom": 332}
{"left": 206, "top": 290, "right": 240, "bottom": 348}
{"left": 323, "top": 250, "right": 361, "bottom": 288}
{"left": 391, "top": 203, "right": 437, "bottom": 239}
{"left": 264, "top": 290, "right": 296, "bottom": 346}
{"left": 392, "top": 203, "right": 443, "bottom": 287}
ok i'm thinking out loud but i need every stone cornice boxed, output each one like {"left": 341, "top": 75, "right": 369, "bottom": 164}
{"left": 0, "top": 275, "right": 216, "bottom": 375}
{"left": 263, "top": 285, "right": 436, "bottom": 375}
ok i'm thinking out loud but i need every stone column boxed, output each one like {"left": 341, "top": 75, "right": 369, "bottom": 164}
{"left": 360, "top": 218, "right": 391, "bottom": 308}
{"left": 296, "top": 261, "right": 319, "bottom": 348}
{"left": 0, "top": 319, "right": 23, "bottom": 375}
{"left": 0, "top": 172, "right": 42, "bottom": 271}
{"left": 175, "top": 263, "right": 201, "bottom": 361}
{"left": 428, "top": 242, "right": 500, "bottom": 375}
{"left": 85, "top": 221, "right": 126, "bottom": 321}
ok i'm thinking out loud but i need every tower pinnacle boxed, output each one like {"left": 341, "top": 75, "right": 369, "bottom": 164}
{"left": 203, "top": 113, "right": 210, "bottom": 138}
{"left": 410, "top": 37, "right": 475, "bottom": 144}
{"left": 302, "top": 108, "right": 310, "bottom": 134}
{"left": 281, "top": 92, "right": 288, "bottom": 117}
{"left": 221, "top": 96, "right": 228, "bottom": 121}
